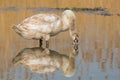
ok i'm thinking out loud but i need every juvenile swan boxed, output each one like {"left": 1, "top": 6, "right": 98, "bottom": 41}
{"left": 13, "top": 10, "right": 79, "bottom": 47}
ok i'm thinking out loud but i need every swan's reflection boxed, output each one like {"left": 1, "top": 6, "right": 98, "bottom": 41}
{"left": 12, "top": 45, "right": 78, "bottom": 77}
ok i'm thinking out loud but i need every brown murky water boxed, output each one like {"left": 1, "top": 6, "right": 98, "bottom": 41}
{"left": 0, "top": 0, "right": 120, "bottom": 80}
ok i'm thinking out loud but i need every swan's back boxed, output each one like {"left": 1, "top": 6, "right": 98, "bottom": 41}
{"left": 22, "top": 14, "right": 60, "bottom": 25}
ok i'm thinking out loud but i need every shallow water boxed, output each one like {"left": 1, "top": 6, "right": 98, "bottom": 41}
{"left": 0, "top": 2, "right": 120, "bottom": 80}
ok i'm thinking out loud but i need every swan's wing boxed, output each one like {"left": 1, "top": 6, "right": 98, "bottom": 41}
{"left": 17, "top": 14, "right": 61, "bottom": 34}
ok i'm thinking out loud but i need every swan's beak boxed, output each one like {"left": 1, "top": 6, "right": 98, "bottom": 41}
{"left": 73, "top": 34, "right": 79, "bottom": 45}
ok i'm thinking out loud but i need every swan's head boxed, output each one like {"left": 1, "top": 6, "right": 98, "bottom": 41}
{"left": 62, "top": 10, "right": 76, "bottom": 20}
{"left": 72, "top": 33, "right": 79, "bottom": 45}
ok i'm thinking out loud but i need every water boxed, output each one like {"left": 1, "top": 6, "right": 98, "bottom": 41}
{"left": 0, "top": 1, "right": 120, "bottom": 80}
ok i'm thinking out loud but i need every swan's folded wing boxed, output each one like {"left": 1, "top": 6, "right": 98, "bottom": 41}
{"left": 18, "top": 14, "right": 61, "bottom": 34}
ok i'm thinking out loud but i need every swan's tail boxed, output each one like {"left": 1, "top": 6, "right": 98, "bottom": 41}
{"left": 12, "top": 25, "right": 22, "bottom": 35}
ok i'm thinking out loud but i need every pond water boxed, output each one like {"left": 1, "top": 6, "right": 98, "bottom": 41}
{"left": 0, "top": 6, "right": 120, "bottom": 80}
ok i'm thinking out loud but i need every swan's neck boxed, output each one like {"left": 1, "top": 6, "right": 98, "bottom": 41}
{"left": 69, "top": 19, "right": 77, "bottom": 40}
{"left": 62, "top": 15, "right": 76, "bottom": 40}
